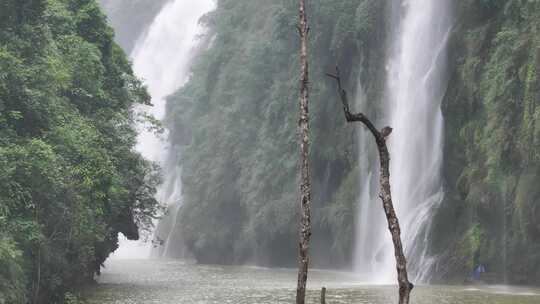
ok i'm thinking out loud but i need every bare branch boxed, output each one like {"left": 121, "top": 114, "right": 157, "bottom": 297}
{"left": 327, "top": 66, "right": 413, "bottom": 304}
{"left": 326, "top": 67, "right": 386, "bottom": 142}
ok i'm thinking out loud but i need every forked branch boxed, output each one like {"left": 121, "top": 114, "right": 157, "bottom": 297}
{"left": 327, "top": 66, "right": 413, "bottom": 304}
{"left": 325, "top": 68, "right": 383, "bottom": 141}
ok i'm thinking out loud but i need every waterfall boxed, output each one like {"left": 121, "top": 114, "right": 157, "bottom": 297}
{"left": 354, "top": 0, "right": 451, "bottom": 283}
{"left": 109, "top": 0, "right": 215, "bottom": 260}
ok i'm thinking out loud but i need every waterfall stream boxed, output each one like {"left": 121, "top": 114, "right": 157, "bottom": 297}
{"left": 110, "top": 0, "right": 215, "bottom": 260}
{"left": 110, "top": 0, "right": 451, "bottom": 277}
{"left": 354, "top": 0, "right": 451, "bottom": 283}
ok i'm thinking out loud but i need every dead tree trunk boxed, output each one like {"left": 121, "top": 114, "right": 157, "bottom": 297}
{"left": 296, "top": 1, "right": 311, "bottom": 304}
{"left": 327, "top": 67, "right": 413, "bottom": 304}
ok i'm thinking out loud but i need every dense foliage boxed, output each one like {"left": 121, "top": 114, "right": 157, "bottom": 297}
{"left": 433, "top": 0, "right": 540, "bottom": 284}
{"left": 160, "top": 0, "right": 387, "bottom": 267}
{"left": 0, "top": 0, "right": 160, "bottom": 303}
{"left": 158, "top": 0, "right": 540, "bottom": 285}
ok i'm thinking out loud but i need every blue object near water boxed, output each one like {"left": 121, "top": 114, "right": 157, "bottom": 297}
{"left": 472, "top": 264, "right": 486, "bottom": 281}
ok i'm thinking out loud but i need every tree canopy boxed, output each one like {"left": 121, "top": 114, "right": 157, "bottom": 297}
{"left": 0, "top": 1, "right": 160, "bottom": 302}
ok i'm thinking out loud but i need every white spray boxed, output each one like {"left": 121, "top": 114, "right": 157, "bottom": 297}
{"left": 110, "top": 0, "right": 215, "bottom": 260}
{"left": 354, "top": 0, "right": 451, "bottom": 283}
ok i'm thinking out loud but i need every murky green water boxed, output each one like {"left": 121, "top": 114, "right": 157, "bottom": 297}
{"left": 85, "top": 260, "right": 540, "bottom": 304}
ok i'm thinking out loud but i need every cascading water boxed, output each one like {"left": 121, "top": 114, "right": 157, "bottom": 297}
{"left": 110, "top": 0, "right": 215, "bottom": 259}
{"left": 354, "top": 0, "right": 451, "bottom": 283}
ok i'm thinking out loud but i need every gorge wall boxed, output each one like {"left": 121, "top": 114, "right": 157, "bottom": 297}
{"left": 433, "top": 0, "right": 540, "bottom": 284}
{"left": 102, "top": 0, "right": 540, "bottom": 284}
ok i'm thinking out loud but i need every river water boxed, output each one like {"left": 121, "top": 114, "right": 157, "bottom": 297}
{"left": 85, "top": 260, "right": 540, "bottom": 304}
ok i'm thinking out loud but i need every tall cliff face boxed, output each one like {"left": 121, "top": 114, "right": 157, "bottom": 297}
{"left": 163, "top": 0, "right": 540, "bottom": 283}
{"left": 99, "top": 0, "right": 540, "bottom": 284}
{"left": 164, "top": 0, "right": 388, "bottom": 267}
{"left": 433, "top": 0, "right": 540, "bottom": 284}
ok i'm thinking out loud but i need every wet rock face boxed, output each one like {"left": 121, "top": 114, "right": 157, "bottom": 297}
{"left": 100, "top": 0, "right": 540, "bottom": 285}
{"left": 434, "top": 0, "right": 540, "bottom": 285}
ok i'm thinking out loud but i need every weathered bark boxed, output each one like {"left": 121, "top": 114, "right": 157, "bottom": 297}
{"left": 33, "top": 245, "right": 41, "bottom": 304}
{"left": 33, "top": 205, "right": 41, "bottom": 304}
{"left": 296, "top": 1, "right": 311, "bottom": 304}
{"left": 327, "top": 67, "right": 413, "bottom": 304}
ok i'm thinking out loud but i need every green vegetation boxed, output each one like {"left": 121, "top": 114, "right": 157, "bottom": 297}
{"left": 0, "top": 0, "right": 160, "bottom": 303}
{"left": 160, "top": 0, "right": 388, "bottom": 267}
{"left": 433, "top": 0, "right": 540, "bottom": 284}
{"left": 1, "top": 1, "right": 539, "bottom": 303}
{"left": 160, "top": 0, "right": 540, "bottom": 284}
